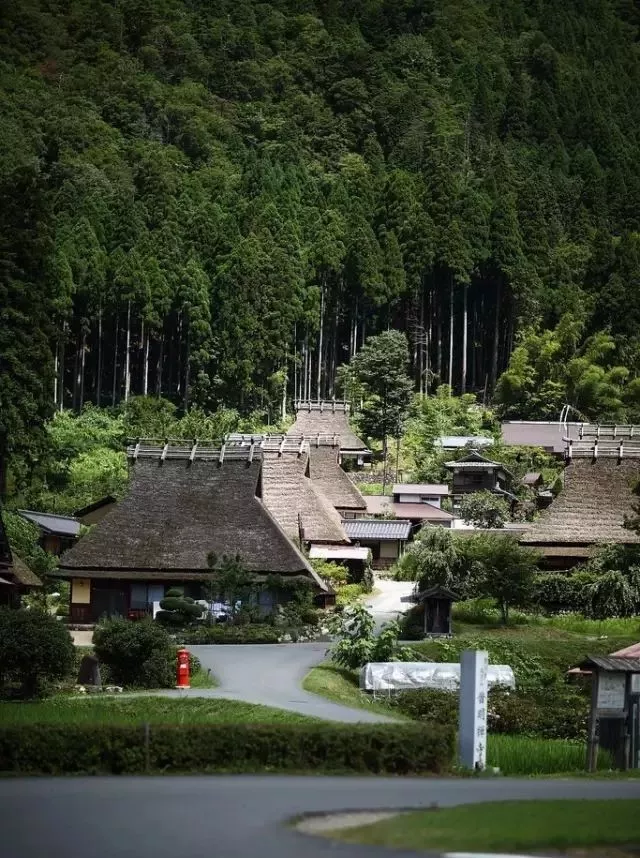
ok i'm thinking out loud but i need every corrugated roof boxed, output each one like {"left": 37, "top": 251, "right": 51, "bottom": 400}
{"left": 390, "top": 502, "right": 454, "bottom": 521}
{"left": 521, "top": 458, "right": 640, "bottom": 546}
{"left": 260, "top": 450, "right": 349, "bottom": 544}
{"left": 58, "top": 456, "right": 324, "bottom": 587}
{"left": 392, "top": 484, "right": 449, "bottom": 495}
{"left": 287, "top": 401, "right": 368, "bottom": 451}
{"left": 501, "top": 421, "right": 583, "bottom": 453}
{"left": 365, "top": 496, "right": 393, "bottom": 515}
{"left": 435, "top": 436, "right": 493, "bottom": 448}
{"left": 343, "top": 519, "right": 411, "bottom": 541}
{"left": 74, "top": 496, "right": 116, "bottom": 517}
{"left": 522, "top": 472, "right": 542, "bottom": 486}
{"left": 18, "top": 510, "right": 81, "bottom": 538}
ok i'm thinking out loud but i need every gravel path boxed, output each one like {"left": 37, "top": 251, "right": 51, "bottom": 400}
{"left": 2, "top": 776, "right": 638, "bottom": 858}
{"left": 160, "top": 643, "right": 397, "bottom": 722}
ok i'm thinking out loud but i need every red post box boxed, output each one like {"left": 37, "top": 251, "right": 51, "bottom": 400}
{"left": 176, "top": 648, "right": 190, "bottom": 689}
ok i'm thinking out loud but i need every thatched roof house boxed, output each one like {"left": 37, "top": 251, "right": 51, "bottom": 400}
{"left": 0, "top": 512, "right": 42, "bottom": 606}
{"left": 306, "top": 445, "right": 367, "bottom": 512}
{"left": 288, "top": 400, "right": 369, "bottom": 455}
{"left": 520, "top": 450, "right": 640, "bottom": 567}
{"left": 57, "top": 443, "right": 326, "bottom": 623}
{"left": 260, "top": 445, "right": 349, "bottom": 545}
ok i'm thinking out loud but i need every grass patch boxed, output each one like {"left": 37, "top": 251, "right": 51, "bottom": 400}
{"left": 302, "top": 662, "right": 402, "bottom": 719}
{"left": 0, "top": 696, "right": 316, "bottom": 725}
{"left": 189, "top": 667, "right": 217, "bottom": 689}
{"left": 330, "top": 800, "right": 640, "bottom": 853}
{"left": 487, "top": 734, "right": 611, "bottom": 775}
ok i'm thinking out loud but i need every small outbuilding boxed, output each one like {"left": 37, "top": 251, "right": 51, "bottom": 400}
{"left": 410, "top": 584, "right": 458, "bottom": 637}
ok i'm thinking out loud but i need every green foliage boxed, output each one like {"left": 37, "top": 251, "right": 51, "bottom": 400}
{"left": 531, "top": 571, "right": 601, "bottom": 614}
{"left": 459, "top": 490, "right": 510, "bottom": 528}
{"left": 93, "top": 618, "right": 174, "bottom": 689}
{"left": 0, "top": 722, "right": 454, "bottom": 775}
{"left": 395, "top": 527, "right": 473, "bottom": 597}
{"left": 4, "top": 0, "right": 640, "bottom": 494}
{"left": 330, "top": 604, "right": 414, "bottom": 670}
{"left": 351, "top": 330, "right": 414, "bottom": 452}
{"left": 204, "top": 554, "right": 256, "bottom": 618}
{"left": 2, "top": 511, "right": 58, "bottom": 586}
{"left": 0, "top": 608, "right": 74, "bottom": 698}
{"left": 177, "top": 625, "right": 281, "bottom": 645}
{"left": 459, "top": 534, "right": 540, "bottom": 623}
{"left": 155, "top": 588, "right": 204, "bottom": 627}
{"left": 310, "top": 558, "right": 349, "bottom": 588}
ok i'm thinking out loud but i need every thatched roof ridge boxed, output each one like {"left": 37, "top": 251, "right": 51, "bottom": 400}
{"left": 260, "top": 450, "right": 349, "bottom": 544}
{"left": 520, "top": 458, "right": 640, "bottom": 546}
{"left": 58, "top": 458, "right": 324, "bottom": 586}
{"left": 288, "top": 400, "right": 368, "bottom": 452}
{"left": 307, "top": 447, "right": 367, "bottom": 510}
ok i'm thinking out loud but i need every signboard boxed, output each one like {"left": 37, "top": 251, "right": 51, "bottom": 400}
{"left": 597, "top": 672, "right": 626, "bottom": 711}
{"left": 459, "top": 649, "right": 489, "bottom": 770}
{"left": 71, "top": 578, "right": 91, "bottom": 605}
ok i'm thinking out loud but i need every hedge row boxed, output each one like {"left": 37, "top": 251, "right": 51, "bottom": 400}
{"left": 177, "top": 625, "right": 281, "bottom": 644}
{"left": 0, "top": 723, "right": 454, "bottom": 775}
{"left": 530, "top": 572, "right": 600, "bottom": 613}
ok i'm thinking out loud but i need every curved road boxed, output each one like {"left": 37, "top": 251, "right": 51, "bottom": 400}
{"left": 2, "top": 776, "right": 639, "bottom": 858}
{"left": 163, "top": 643, "right": 397, "bottom": 722}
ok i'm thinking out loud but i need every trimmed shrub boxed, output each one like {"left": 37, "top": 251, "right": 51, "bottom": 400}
{"left": 531, "top": 571, "right": 599, "bottom": 614}
{"left": 0, "top": 723, "right": 454, "bottom": 775}
{"left": 178, "top": 625, "right": 281, "bottom": 644}
{"left": 0, "top": 608, "right": 74, "bottom": 698}
{"left": 155, "top": 588, "right": 204, "bottom": 627}
{"left": 93, "top": 618, "right": 174, "bottom": 688}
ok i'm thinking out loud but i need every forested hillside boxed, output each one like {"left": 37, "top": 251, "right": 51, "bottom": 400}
{"left": 2, "top": 0, "right": 640, "bottom": 487}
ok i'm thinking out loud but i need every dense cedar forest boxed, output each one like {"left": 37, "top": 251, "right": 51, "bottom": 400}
{"left": 2, "top": 0, "right": 640, "bottom": 487}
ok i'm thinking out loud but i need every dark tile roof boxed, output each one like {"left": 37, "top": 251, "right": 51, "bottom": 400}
{"left": 577, "top": 656, "right": 640, "bottom": 672}
{"left": 288, "top": 401, "right": 368, "bottom": 451}
{"left": 261, "top": 450, "right": 349, "bottom": 544}
{"left": 343, "top": 519, "right": 411, "bottom": 541}
{"left": 58, "top": 457, "right": 323, "bottom": 585}
{"left": 74, "top": 496, "right": 116, "bottom": 517}
{"left": 17, "top": 510, "right": 81, "bottom": 538}
{"left": 520, "top": 458, "right": 640, "bottom": 546}
{"left": 444, "top": 450, "right": 507, "bottom": 471}
{"left": 307, "top": 447, "right": 367, "bottom": 510}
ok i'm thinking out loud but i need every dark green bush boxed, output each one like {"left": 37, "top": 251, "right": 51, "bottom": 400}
{"left": 0, "top": 723, "right": 454, "bottom": 775}
{"left": 531, "top": 571, "right": 599, "bottom": 614}
{"left": 179, "top": 624, "right": 281, "bottom": 644}
{"left": 389, "top": 688, "right": 458, "bottom": 723}
{"left": 0, "top": 608, "right": 74, "bottom": 698}
{"left": 155, "top": 588, "right": 204, "bottom": 627}
{"left": 93, "top": 618, "right": 174, "bottom": 688}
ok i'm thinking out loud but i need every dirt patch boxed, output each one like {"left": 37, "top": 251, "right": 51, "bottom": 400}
{"left": 295, "top": 810, "right": 404, "bottom": 834}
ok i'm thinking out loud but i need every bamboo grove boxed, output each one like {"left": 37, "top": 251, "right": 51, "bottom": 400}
{"left": 2, "top": 0, "right": 640, "bottom": 471}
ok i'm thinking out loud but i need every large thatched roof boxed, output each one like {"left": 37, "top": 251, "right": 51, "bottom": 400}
{"left": 260, "top": 449, "right": 349, "bottom": 544}
{"left": 288, "top": 400, "right": 368, "bottom": 452}
{"left": 0, "top": 512, "right": 42, "bottom": 588}
{"left": 307, "top": 446, "right": 367, "bottom": 511}
{"left": 521, "top": 457, "right": 640, "bottom": 546}
{"left": 58, "top": 452, "right": 324, "bottom": 587}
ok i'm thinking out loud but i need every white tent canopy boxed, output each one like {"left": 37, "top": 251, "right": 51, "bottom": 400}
{"left": 360, "top": 661, "right": 516, "bottom": 693}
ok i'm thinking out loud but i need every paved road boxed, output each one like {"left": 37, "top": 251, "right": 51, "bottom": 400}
{"left": 365, "top": 577, "right": 415, "bottom": 632}
{"left": 2, "top": 776, "right": 639, "bottom": 858}
{"left": 162, "top": 643, "right": 396, "bottom": 723}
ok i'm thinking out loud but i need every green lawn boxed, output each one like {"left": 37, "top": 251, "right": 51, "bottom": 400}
{"left": 0, "top": 696, "right": 317, "bottom": 725}
{"left": 331, "top": 800, "right": 640, "bottom": 853}
{"left": 302, "top": 662, "right": 403, "bottom": 719}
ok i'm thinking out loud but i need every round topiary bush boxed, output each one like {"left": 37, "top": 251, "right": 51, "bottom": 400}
{"left": 93, "top": 618, "right": 174, "bottom": 688}
{"left": 0, "top": 607, "right": 75, "bottom": 698}
{"left": 155, "top": 588, "right": 204, "bottom": 627}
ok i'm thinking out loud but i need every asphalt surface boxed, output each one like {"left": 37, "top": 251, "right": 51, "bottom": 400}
{"left": 365, "top": 578, "right": 415, "bottom": 632}
{"left": 2, "top": 776, "right": 639, "bottom": 858}
{"left": 161, "top": 643, "right": 397, "bottom": 722}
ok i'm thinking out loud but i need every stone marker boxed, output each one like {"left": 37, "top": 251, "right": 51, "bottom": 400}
{"left": 77, "top": 654, "right": 101, "bottom": 688}
{"left": 459, "top": 649, "right": 489, "bottom": 771}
